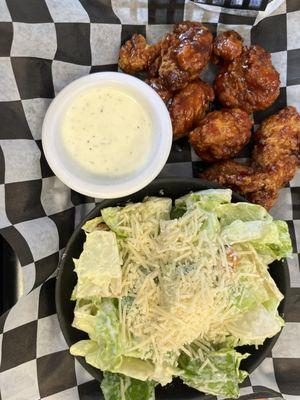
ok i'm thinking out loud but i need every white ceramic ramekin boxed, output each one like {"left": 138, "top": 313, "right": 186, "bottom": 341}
{"left": 42, "top": 72, "right": 172, "bottom": 198}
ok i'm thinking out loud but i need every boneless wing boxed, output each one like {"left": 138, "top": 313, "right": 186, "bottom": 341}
{"left": 168, "top": 80, "right": 214, "bottom": 140}
{"left": 189, "top": 108, "right": 252, "bottom": 162}
{"left": 118, "top": 34, "right": 160, "bottom": 74}
{"left": 212, "top": 30, "right": 244, "bottom": 64}
{"left": 215, "top": 45, "right": 280, "bottom": 112}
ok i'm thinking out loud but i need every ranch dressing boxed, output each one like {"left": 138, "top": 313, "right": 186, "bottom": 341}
{"left": 61, "top": 86, "right": 153, "bottom": 177}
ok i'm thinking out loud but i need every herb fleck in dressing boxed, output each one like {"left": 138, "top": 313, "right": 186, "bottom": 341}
{"left": 61, "top": 86, "right": 153, "bottom": 177}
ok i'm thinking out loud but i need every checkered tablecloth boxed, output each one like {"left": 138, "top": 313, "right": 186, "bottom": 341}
{"left": 0, "top": 0, "right": 299, "bottom": 399}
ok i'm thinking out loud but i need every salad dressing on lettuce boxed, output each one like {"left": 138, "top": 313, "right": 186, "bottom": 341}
{"left": 61, "top": 86, "right": 153, "bottom": 177}
{"left": 70, "top": 190, "right": 292, "bottom": 399}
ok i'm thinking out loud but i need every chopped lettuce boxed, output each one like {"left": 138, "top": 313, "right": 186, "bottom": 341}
{"left": 82, "top": 216, "right": 104, "bottom": 233}
{"left": 217, "top": 202, "right": 272, "bottom": 226}
{"left": 73, "top": 230, "right": 122, "bottom": 299}
{"left": 101, "top": 372, "right": 155, "bottom": 400}
{"left": 179, "top": 349, "right": 248, "bottom": 398}
{"left": 101, "top": 197, "right": 172, "bottom": 237}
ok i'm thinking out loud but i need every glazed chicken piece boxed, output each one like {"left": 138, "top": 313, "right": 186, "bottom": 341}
{"left": 145, "top": 77, "right": 173, "bottom": 104}
{"left": 158, "top": 21, "right": 213, "bottom": 90}
{"left": 252, "top": 106, "right": 300, "bottom": 168}
{"left": 189, "top": 108, "right": 252, "bottom": 162}
{"left": 215, "top": 45, "right": 280, "bottom": 112}
{"left": 168, "top": 80, "right": 214, "bottom": 140}
{"left": 118, "top": 34, "right": 160, "bottom": 74}
{"left": 212, "top": 30, "right": 244, "bottom": 64}
{"left": 200, "top": 107, "right": 300, "bottom": 209}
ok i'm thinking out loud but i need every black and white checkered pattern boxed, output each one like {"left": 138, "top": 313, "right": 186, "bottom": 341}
{"left": 0, "top": 0, "right": 299, "bottom": 399}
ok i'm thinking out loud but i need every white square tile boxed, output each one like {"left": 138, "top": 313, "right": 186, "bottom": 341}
{"left": 290, "top": 169, "right": 300, "bottom": 187}
{"left": 112, "top": 0, "right": 147, "bottom": 24}
{"left": 75, "top": 359, "right": 94, "bottom": 385}
{"left": 183, "top": 1, "right": 220, "bottom": 23}
{"left": 287, "top": 11, "right": 300, "bottom": 51}
{"left": 0, "top": 185, "right": 11, "bottom": 229}
{"left": 191, "top": 146, "right": 201, "bottom": 162}
{"left": 4, "top": 285, "right": 40, "bottom": 332}
{"left": 37, "top": 314, "right": 68, "bottom": 358}
{"left": 22, "top": 98, "right": 51, "bottom": 140}
{"left": 0, "top": 139, "right": 42, "bottom": 183}
{"left": 11, "top": 23, "right": 57, "bottom": 59}
{"left": 239, "top": 386, "right": 254, "bottom": 396}
{"left": 268, "top": 0, "right": 286, "bottom": 17}
{"left": 0, "top": 360, "right": 40, "bottom": 400}
{"left": 0, "top": 0, "right": 12, "bottom": 22}
{"left": 46, "top": 0, "right": 89, "bottom": 22}
{"left": 269, "top": 187, "right": 293, "bottom": 221}
{"left": 22, "top": 263, "right": 36, "bottom": 295}
{"left": 0, "top": 58, "right": 20, "bottom": 101}
{"left": 90, "top": 23, "right": 122, "bottom": 65}
{"left": 293, "top": 220, "right": 300, "bottom": 253}
{"left": 41, "top": 176, "right": 73, "bottom": 215}
{"left": 15, "top": 217, "right": 59, "bottom": 261}
{"left": 43, "top": 387, "right": 79, "bottom": 400}
{"left": 271, "top": 51, "right": 287, "bottom": 87}
{"left": 272, "top": 322, "right": 300, "bottom": 358}
{"left": 287, "top": 85, "right": 300, "bottom": 110}
{"left": 249, "top": 357, "right": 280, "bottom": 393}
{"left": 52, "top": 60, "right": 90, "bottom": 95}
{"left": 287, "top": 255, "right": 300, "bottom": 288}
{"left": 146, "top": 24, "right": 173, "bottom": 44}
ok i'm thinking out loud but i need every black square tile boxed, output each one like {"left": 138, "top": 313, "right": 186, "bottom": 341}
{"left": 167, "top": 137, "right": 191, "bottom": 163}
{"left": 253, "top": 87, "right": 287, "bottom": 124}
{"left": 11, "top": 57, "right": 54, "bottom": 99}
{"left": 0, "top": 148, "right": 5, "bottom": 184}
{"left": 49, "top": 208, "right": 75, "bottom": 249}
{"left": 219, "top": 12, "right": 256, "bottom": 25}
{"left": 71, "top": 190, "right": 94, "bottom": 206}
{"left": 284, "top": 288, "right": 300, "bottom": 322}
{"left": 0, "top": 310, "right": 9, "bottom": 334}
{"left": 78, "top": 380, "right": 101, "bottom": 399}
{"left": 37, "top": 350, "right": 77, "bottom": 398}
{"left": 121, "top": 25, "right": 146, "bottom": 45}
{"left": 251, "top": 14, "right": 287, "bottom": 53}
{"left": 286, "top": 220, "right": 297, "bottom": 254}
{"left": 274, "top": 358, "right": 300, "bottom": 395}
{"left": 5, "top": 180, "right": 46, "bottom": 224}
{"left": 0, "top": 22, "right": 13, "bottom": 56}
{"left": 0, "top": 320, "right": 37, "bottom": 371}
{"left": 291, "top": 187, "right": 300, "bottom": 220}
{"left": 0, "top": 101, "right": 32, "bottom": 139}
{"left": 192, "top": 160, "right": 209, "bottom": 177}
{"left": 34, "top": 253, "right": 59, "bottom": 289}
{"left": 6, "top": 0, "right": 52, "bottom": 23}
{"left": 35, "top": 140, "right": 55, "bottom": 178}
{"left": 1, "top": 225, "right": 34, "bottom": 265}
{"left": 79, "top": 0, "right": 120, "bottom": 23}
{"left": 90, "top": 64, "right": 118, "bottom": 73}
{"left": 55, "top": 23, "right": 91, "bottom": 65}
{"left": 287, "top": 49, "right": 300, "bottom": 86}
{"left": 287, "top": 0, "right": 300, "bottom": 13}
{"left": 148, "top": 0, "right": 185, "bottom": 24}
{"left": 38, "top": 277, "right": 56, "bottom": 318}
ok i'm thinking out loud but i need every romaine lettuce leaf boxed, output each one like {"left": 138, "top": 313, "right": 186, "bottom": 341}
{"left": 101, "top": 197, "right": 171, "bottom": 237}
{"left": 73, "top": 230, "right": 122, "bottom": 299}
{"left": 101, "top": 372, "right": 156, "bottom": 400}
{"left": 221, "top": 220, "right": 278, "bottom": 245}
{"left": 217, "top": 203, "right": 272, "bottom": 226}
{"left": 71, "top": 298, "right": 122, "bottom": 371}
{"left": 82, "top": 216, "right": 104, "bottom": 233}
{"left": 179, "top": 349, "right": 248, "bottom": 398}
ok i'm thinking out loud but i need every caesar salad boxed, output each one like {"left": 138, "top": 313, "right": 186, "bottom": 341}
{"left": 69, "top": 189, "right": 292, "bottom": 399}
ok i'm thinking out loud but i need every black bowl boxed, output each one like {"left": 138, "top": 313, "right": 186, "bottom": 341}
{"left": 56, "top": 178, "right": 289, "bottom": 399}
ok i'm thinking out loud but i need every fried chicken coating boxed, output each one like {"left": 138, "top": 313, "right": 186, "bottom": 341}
{"left": 168, "top": 80, "right": 214, "bottom": 140}
{"left": 212, "top": 30, "right": 244, "bottom": 63}
{"left": 215, "top": 45, "right": 280, "bottom": 112}
{"left": 158, "top": 21, "right": 213, "bottom": 91}
{"left": 118, "top": 34, "right": 160, "bottom": 74}
{"left": 252, "top": 106, "right": 300, "bottom": 168}
{"left": 145, "top": 77, "right": 173, "bottom": 104}
{"left": 189, "top": 108, "right": 252, "bottom": 162}
{"left": 200, "top": 107, "right": 300, "bottom": 209}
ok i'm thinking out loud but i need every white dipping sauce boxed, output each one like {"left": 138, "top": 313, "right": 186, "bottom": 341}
{"left": 61, "top": 86, "right": 153, "bottom": 177}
